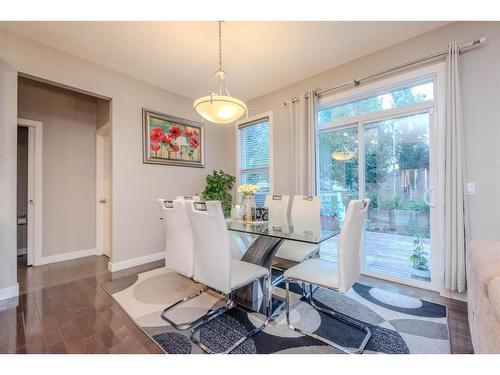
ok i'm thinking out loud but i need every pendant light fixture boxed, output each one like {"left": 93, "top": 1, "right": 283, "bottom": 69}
{"left": 331, "top": 132, "right": 355, "bottom": 161}
{"left": 193, "top": 21, "right": 248, "bottom": 124}
{"left": 331, "top": 148, "right": 356, "bottom": 161}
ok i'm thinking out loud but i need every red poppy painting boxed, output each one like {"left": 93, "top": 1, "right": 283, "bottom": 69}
{"left": 143, "top": 109, "right": 204, "bottom": 167}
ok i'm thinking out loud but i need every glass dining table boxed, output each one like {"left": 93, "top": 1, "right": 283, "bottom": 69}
{"left": 226, "top": 217, "right": 340, "bottom": 317}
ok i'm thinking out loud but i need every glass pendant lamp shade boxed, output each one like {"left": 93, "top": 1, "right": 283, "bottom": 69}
{"left": 331, "top": 150, "right": 356, "bottom": 161}
{"left": 194, "top": 94, "right": 247, "bottom": 124}
{"left": 193, "top": 21, "right": 247, "bottom": 124}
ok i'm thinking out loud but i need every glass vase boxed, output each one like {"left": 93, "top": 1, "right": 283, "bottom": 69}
{"left": 242, "top": 195, "right": 256, "bottom": 222}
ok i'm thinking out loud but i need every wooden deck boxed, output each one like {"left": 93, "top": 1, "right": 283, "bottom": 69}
{"left": 320, "top": 231, "right": 431, "bottom": 282}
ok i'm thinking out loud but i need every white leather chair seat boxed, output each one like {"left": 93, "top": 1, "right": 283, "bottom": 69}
{"left": 275, "top": 240, "right": 319, "bottom": 262}
{"left": 284, "top": 258, "right": 339, "bottom": 290}
{"left": 230, "top": 259, "right": 269, "bottom": 290}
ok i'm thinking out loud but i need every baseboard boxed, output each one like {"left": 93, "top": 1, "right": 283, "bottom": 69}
{"left": 40, "top": 248, "right": 97, "bottom": 265}
{"left": 17, "top": 247, "right": 27, "bottom": 256}
{"left": 0, "top": 283, "right": 19, "bottom": 301}
{"left": 108, "top": 251, "right": 164, "bottom": 272}
{"left": 440, "top": 289, "right": 468, "bottom": 302}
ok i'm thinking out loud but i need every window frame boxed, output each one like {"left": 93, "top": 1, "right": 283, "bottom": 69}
{"left": 235, "top": 111, "right": 274, "bottom": 203}
{"left": 315, "top": 62, "right": 446, "bottom": 293}
{"left": 318, "top": 70, "right": 438, "bottom": 131}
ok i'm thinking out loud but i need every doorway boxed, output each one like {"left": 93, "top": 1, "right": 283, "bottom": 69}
{"left": 17, "top": 118, "right": 43, "bottom": 267}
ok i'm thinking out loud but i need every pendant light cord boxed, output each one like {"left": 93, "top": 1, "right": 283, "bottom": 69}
{"left": 218, "top": 21, "right": 222, "bottom": 70}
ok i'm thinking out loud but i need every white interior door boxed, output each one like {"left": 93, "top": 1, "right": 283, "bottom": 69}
{"left": 102, "top": 132, "right": 112, "bottom": 257}
{"left": 26, "top": 126, "right": 35, "bottom": 266}
{"left": 17, "top": 118, "right": 43, "bottom": 266}
{"left": 96, "top": 126, "right": 112, "bottom": 258}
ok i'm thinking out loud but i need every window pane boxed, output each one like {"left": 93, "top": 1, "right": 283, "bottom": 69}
{"left": 318, "top": 82, "right": 434, "bottom": 126}
{"left": 240, "top": 121, "right": 270, "bottom": 170}
{"left": 240, "top": 170, "right": 269, "bottom": 207}
{"left": 317, "top": 126, "right": 359, "bottom": 227}
{"left": 239, "top": 119, "right": 270, "bottom": 208}
{"left": 363, "top": 113, "right": 431, "bottom": 282}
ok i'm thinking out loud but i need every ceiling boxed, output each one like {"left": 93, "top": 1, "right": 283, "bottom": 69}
{"left": 0, "top": 21, "right": 449, "bottom": 101}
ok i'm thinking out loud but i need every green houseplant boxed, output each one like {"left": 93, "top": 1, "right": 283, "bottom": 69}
{"left": 409, "top": 233, "right": 430, "bottom": 279}
{"left": 201, "top": 170, "right": 236, "bottom": 217}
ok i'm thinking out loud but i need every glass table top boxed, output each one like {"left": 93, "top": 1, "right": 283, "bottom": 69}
{"left": 226, "top": 217, "right": 339, "bottom": 244}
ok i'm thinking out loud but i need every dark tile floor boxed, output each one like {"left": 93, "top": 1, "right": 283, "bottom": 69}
{"left": 0, "top": 254, "right": 473, "bottom": 354}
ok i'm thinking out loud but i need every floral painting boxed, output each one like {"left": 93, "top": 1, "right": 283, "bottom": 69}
{"left": 142, "top": 109, "right": 204, "bottom": 167}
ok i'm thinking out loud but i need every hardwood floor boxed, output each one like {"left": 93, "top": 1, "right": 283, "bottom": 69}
{"left": 0, "top": 254, "right": 473, "bottom": 354}
{"left": 0, "top": 255, "right": 163, "bottom": 354}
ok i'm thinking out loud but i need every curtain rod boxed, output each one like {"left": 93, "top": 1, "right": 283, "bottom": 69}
{"left": 284, "top": 37, "right": 486, "bottom": 105}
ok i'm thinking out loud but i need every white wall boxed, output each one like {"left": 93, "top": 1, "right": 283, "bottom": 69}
{"left": 0, "top": 60, "right": 18, "bottom": 299}
{"left": 247, "top": 21, "right": 500, "bottom": 240}
{"left": 0, "top": 27, "right": 236, "bottom": 271}
{"left": 18, "top": 78, "right": 98, "bottom": 258}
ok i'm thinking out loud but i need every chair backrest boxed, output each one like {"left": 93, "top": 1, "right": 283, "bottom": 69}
{"left": 188, "top": 200, "right": 232, "bottom": 294}
{"left": 158, "top": 196, "right": 200, "bottom": 220}
{"left": 264, "top": 194, "right": 289, "bottom": 221}
{"left": 337, "top": 199, "right": 370, "bottom": 293}
{"left": 290, "top": 195, "right": 321, "bottom": 221}
{"left": 176, "top": 195, "right": 201, "bottom": 202}
{"left": 158, "top": 198, "right": 195, "bottom": 278}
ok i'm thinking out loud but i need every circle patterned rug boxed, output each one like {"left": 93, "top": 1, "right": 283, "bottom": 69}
{"left": 100, "top": 267, "right": 450, "bottom": 354}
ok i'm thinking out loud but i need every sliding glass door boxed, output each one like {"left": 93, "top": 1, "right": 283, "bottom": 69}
{"left": 316, "top": 67, "right": 443, "bottom": 290}
{"left": 362, "top": 112, "right": 433, "bottom": 283}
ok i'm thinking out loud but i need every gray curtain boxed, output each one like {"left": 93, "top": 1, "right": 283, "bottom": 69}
{"left": 288, "top": 90, "right": 317, "bottom": 196}
{"left": 444, "top": 42, "right": 468, "bottom": 293}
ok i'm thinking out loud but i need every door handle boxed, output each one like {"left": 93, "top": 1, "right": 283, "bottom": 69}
{"left": 99, "top": 199, "right": 107, "bottom": 204}
{"left": 423, "top": 188, "right": 434, "bottom": 208}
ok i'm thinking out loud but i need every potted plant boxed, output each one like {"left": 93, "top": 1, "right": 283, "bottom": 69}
{"left": 201, "top": 170, "right": 236, "bottom": 217}
{"left": 409, "top": 233, "right": 430, "bottom": 279}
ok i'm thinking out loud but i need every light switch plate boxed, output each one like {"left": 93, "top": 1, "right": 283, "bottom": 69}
{"left": 466, "top": 182, "right": 475, "bottom": 195}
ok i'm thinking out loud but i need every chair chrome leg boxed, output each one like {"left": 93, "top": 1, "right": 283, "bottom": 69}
{"left": 190, "top": 275, "right": 272, "bottom": 354}
{"left": 262, "top": 275, "right": 272, "bottom": 317}
{"left": 189, "top": 298, "right": 235, "bottom": 352}
{"left": 160, "top": 289, "right": 204, "bottom": 330}
{"left": 285, "top": 277, "right": 371, "bottom": 354}
{"left": 285, "top": 279, "right": 291, "bottom": 325}
{"left": 161, "top": 287, "right": 237, "bottom": 331}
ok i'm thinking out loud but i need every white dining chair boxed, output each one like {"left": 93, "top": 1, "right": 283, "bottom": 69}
{"left": 274, "top": 195, "right": 322, "bottom": 263}
{"left": 157, "top": 198, "right": 195, "bottom": 277}
{"left": 188, "top": 200, "right": 271, "bottom": 354}
{"left": 283, "top": 199, "right": 371, "bottom": 354}
{"left": 158, "top": 197, "right": 205, "bottom": 330}
{"left": 264, "top": 194, "right": 290, "bottom": 221}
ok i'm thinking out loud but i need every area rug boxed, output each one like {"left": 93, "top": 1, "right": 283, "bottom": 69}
{"left": 100, "top": 267, "right": 450, "bottom": 354}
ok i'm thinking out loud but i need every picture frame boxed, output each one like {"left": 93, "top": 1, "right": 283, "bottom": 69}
{"left": 142, "top": 108, "right": 205, "bottom": 168}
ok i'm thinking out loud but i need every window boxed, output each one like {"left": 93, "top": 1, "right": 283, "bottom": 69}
{"left": 238, "top": 116, "right": 271, "bottom": 207}
{"left": 314, "top": 63, "right": 444, "bottom": 290}
{"left": 317, "top": 80, "right": 435, "bottom": 221}
{"left": 318, "top": 81, "right": 433, "bottom": 127}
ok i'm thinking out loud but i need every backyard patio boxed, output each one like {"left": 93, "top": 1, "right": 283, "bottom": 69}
{"left": 319, "top": 230, "right": 431, "bottom": 282}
